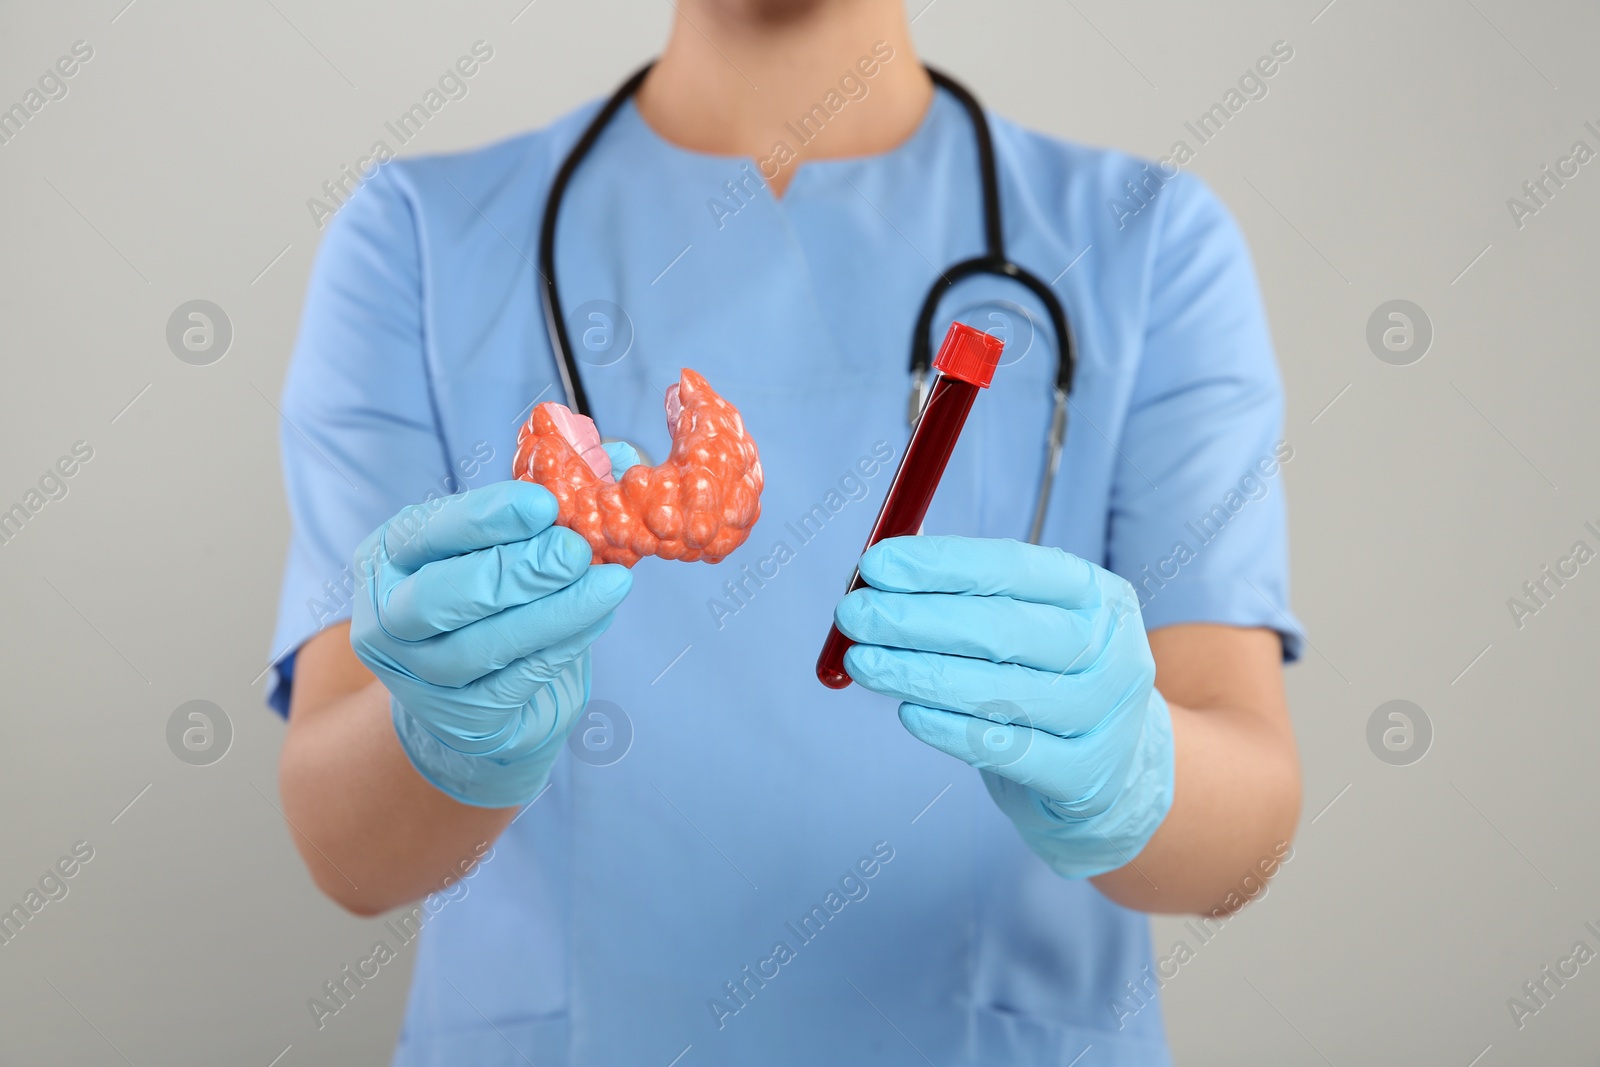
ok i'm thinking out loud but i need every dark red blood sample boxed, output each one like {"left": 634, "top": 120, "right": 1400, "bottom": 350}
{"left": 816, "top": 323, "right": 1005, "bottom": 689}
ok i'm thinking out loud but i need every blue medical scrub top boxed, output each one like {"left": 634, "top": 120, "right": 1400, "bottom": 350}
{"left": 270, "top": 87, "right": 1302, "bottom": 1067}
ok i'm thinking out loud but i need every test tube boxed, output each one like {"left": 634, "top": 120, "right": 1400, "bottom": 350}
{"left": 815, "top": 322, "right": 1006, "bottom": 689}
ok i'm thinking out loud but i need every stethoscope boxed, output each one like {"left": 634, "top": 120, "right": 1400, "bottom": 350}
{"left": 537, "top": 63, "right": 1076, "bottom": 544}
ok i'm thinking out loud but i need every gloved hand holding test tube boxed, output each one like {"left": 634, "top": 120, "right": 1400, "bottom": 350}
{"left": 821, "top": 322, "right": 1177, "bottom": 880}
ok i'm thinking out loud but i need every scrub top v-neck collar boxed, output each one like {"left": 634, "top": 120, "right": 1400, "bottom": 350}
{"left": 607, "top": 88, "right": 959, "bottom": 207}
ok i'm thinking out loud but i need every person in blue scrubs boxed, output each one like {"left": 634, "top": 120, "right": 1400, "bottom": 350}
{"left": 270, "top": 2, "right": 1304, "bottom": 1063}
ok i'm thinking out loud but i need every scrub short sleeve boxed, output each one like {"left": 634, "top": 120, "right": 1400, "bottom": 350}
{"left": 266, "top": 167, "right": 452, "bottom": 715}
{"left": 1106, "top": 172, "right": 1303, "bottom": 661}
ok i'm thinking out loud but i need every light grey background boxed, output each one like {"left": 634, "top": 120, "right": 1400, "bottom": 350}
{"left": 2, "top": 0, "right": 1596, "bottom": 1063}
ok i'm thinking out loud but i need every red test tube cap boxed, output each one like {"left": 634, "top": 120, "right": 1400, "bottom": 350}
{"left": 933, "top": 322, "right": 1005, "bottom": 389}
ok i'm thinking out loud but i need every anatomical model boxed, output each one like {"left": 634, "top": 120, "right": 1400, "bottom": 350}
{"left": 513, "top": 369, "right": 763, "bottom": 567}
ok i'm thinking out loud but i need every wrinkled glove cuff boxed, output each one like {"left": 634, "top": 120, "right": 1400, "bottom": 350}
{"left": 390, "top": 664, "right": 588, "bottom": 809}
{"left": 1010, "top": 690, "right": 1176, "bottom": 880}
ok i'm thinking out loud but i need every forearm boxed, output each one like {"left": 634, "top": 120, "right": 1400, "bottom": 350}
{"left": 1091, "top": 696, "right": 1301, "bottom": 915}
{"left": 279, "top": 629, "right": 518, "bottom": 916}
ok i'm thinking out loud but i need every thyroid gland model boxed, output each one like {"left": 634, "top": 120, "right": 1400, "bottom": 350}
{"left": 513, "top": 369, "right": 763, "bottom": 567}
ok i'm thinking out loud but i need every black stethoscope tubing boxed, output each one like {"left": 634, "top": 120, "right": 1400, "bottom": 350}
{"left": 537, "top": 63, "right": 1075, "bottom": 544}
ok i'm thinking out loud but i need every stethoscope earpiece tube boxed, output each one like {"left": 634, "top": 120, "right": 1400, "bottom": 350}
{"left": 907, "top": 369, "right": 929, "bottom": 425}
{"left": 1029, "top": 387, "right": 1070, "bottom": 546}
{"left": 539, "top": 62, "right": 656, "bottom": 420}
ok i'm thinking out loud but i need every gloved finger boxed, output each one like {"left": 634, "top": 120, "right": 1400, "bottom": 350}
{"left": 602, "top": 440, "right": 642, "bottom": 478}
{"left": 383, "top": 482, "right": 560, "bottom": 571}
{"left": 844, "top": 645, "right": 1115, "bottom": 738}
{"left": 468, "top": 614, "right": 614, "bottom": 707}
{"left": 834, "top": 588, "right": 1099, "bottom": 673}
{"left": 897, "top": 703, "right": 1136, "bottom": 818}
{"left": 859, "top": 535, "right": 1106, "bottom": 609}
{"left": 381, "top": 525, "right": 593, "bottom": 640}
{"left": 399, "top": 564, "right": 632, "bottom": 687}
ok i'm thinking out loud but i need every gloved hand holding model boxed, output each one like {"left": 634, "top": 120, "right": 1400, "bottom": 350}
{"left": 834, "top": 535, "right": 1175, "bottom": 878}
{"left": 349, "top": 443, "right": 640, "bottom": 808}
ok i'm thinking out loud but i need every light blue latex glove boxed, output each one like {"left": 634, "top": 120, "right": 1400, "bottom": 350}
{"left": 349, "top": 443, "right": 640, "bottom": 808}
{"left": 834, "top": 535, "right": 1175, "bottom": 879}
